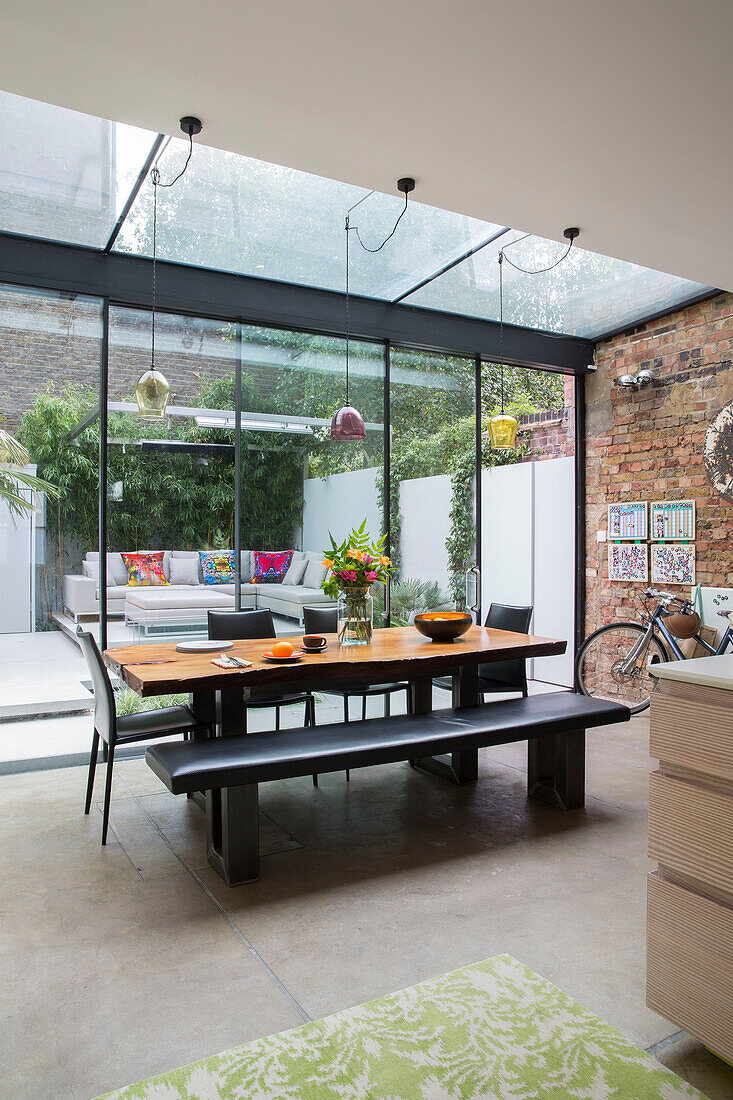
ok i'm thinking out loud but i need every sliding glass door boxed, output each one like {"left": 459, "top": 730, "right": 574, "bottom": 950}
{"left": 388, "top": 348, "right": 479, "bottom": 625}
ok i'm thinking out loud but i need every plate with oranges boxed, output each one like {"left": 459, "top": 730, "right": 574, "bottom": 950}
{"left": 261, "top": 640, "right": 306, "bottom": 662}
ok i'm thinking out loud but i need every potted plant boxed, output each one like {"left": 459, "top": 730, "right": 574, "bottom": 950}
{"left": 322, "top": 519, "right": 392, "bottom": 646}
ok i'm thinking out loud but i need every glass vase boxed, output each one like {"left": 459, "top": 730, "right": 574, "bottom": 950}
{"left": 337, "top": 587, "right": 373, "bottom": 646}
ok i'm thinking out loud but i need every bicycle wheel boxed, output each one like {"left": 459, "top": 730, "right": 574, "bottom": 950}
{"left": 575, "top": 621, "right": 669, "bottom": 714}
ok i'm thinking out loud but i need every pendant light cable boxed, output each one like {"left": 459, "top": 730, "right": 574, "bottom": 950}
{"left": 149, "top": 129, "right": 196, "bottom": 370}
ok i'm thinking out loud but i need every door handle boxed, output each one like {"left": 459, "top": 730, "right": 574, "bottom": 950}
{"left": 465, "top": 566, "right": 480, "bottom": 615}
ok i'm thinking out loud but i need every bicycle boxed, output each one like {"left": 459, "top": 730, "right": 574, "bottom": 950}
{"left": 575, "top": 587, "right": 733, "bottom": 714}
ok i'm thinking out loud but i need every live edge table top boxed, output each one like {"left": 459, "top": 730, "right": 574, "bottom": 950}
{"left": 105, "top": 626, "right": 566, "bottom": 698}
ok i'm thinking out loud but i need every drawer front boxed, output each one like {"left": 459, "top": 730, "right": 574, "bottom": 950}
{"left": 647, "top": 873, "right": 733, "bottom": 1064}
{"left": 648, "top": 772, "right": 733, "bottom": 896}
{"left": 650, "top": 693, "right": 733, "bottom": 782}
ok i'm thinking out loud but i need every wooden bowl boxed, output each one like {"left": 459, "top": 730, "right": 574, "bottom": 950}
{"left": 414, "top": 611, "right": 472, "bottom": 642}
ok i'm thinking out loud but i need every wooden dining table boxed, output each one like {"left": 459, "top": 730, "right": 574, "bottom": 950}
{"left": 106, "top": 625, "right": 565, "bottom": 883}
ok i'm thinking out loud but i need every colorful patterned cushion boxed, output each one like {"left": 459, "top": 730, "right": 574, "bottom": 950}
{"left": 252, "top": 550, "right": 293, "bottom": 584}
{"left": 122, "top": 552, "right": 169, "bottom": 587}
{"left": 199, "top": 550, "right": 235, "bottom": 585}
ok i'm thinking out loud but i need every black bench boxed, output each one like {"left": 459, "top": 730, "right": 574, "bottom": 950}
{"left": 147, "top": 693, "right": 629, "bottom": 884}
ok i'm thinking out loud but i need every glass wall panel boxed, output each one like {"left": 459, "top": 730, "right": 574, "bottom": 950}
{"left": 388, "top": 348, "right": 476, "bottom": 625}
{"left": 0, "top": 283, "right": 102, "bottom": 760}
{"left": 116, "top": 136, "right": 500, "bottom": 299}
{"left": 481, "top": 362, "right": 576, "bottom": 687}
{"left": 107, "top": 307, "right": 237, "bottom": 647}
{"left": 0, "top": 89, "right": 158, "bottom": 247}
{"left": 404, "top": 231, "right": 713, "bottom": 338}
{"left": 238, "top": 326, "right": 386, "bottom": 628}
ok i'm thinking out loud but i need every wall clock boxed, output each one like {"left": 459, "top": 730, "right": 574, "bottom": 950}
{"left": 704, "top": 401, "right": 733, "bottom": 502}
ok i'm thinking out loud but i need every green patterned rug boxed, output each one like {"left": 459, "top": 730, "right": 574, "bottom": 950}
{"left": 98, "top": 954, "right": 704, "bottom": 1099}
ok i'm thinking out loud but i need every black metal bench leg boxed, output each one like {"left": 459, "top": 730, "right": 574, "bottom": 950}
{"left": 84, "top": 729, "right": 100, "bottom": 815}
{"left": 206, "top": 687, "right": 260, "bottom": 885}
{"left": 412, "top": 668, "right": 479, "bottom": 785}
{"left": 528, "top": 729, "right": 585, "bottom": 810}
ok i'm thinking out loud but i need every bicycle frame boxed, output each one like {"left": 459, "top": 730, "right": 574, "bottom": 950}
{"left": 617, "top": 606, "right": 733, "bottom": 675}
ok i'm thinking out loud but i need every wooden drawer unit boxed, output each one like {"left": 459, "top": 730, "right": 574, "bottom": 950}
{"left": 647, "top": 872, "right": 733, "bottom": 1064}
{"left": 650, "top": 692, "right": 733, "bottom": 784}
{"left": 648, "top": 771, "right": 733, "bottom": 896}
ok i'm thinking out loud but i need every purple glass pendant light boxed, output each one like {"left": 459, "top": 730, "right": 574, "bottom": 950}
{"left": 331, "top": 178, "right": 415, "bottom": 441}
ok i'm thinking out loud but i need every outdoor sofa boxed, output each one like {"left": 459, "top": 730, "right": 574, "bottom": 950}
{"left": 63, "top": 549, "right": 335, "bottom": 632}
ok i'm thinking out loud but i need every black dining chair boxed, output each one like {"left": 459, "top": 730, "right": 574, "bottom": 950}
{"left": 77, "top": 627, "right": 212, "bottom": 846}
{"left": 207, "top": 609, "right": 316, "bottom": 733}
{"left": 303, "top": 604, "right": 412, "bottom": 732}
{"left": 434, "top": 602, "right": 534, "bottom": 700}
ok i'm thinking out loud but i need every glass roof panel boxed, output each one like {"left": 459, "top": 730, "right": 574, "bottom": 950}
{"left": 403, "top": 231, "right": 714, "bottom": 338}
{"left": 0, "top": 89, "right": 158, "bottom": 247}
{"left": 114, "top": 137, "right": 502, "bottom": 298}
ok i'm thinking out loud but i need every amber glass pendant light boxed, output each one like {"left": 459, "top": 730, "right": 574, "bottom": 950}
{"left": 135, "top": 117, "right": 201, "bottom": 419}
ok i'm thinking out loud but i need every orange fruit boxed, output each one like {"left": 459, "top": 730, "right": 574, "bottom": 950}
{"left": 272, "top": 640, "right": 294, "bottom": 657}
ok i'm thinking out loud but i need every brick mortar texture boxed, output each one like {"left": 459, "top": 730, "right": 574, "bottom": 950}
{"left": 585, "top": 292, "right": 733, "bottom": 634}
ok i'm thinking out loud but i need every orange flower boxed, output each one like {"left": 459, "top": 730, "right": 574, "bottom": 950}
{"left": 347, "top": 548, "right": 364, "bottom": 561}
{"left": 379, "top": 555, "right": 391, "bottom": 566}
{"left": 322, "top": 558, "right": 334, "bottom": 569}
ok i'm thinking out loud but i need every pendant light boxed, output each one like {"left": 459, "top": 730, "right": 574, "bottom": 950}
{"left": 487, "top": 251, "right": 519, "bottom": 450}
{"left": 487, "top": 226, "right": 579, "bottom": 451}
{"left": 331, "top": 177, "right": 415, "bottom": 441}
{"left": 135, "top": 116, "right": 202, "bottom": 419}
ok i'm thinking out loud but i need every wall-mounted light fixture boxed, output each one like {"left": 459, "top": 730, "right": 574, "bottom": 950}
{"left": 616, "top": 368, "right": 659, "bottom": 390}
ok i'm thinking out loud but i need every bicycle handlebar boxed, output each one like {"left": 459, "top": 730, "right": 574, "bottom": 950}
{"left": 644, "top": 587, "right": 692, "bottom": 609}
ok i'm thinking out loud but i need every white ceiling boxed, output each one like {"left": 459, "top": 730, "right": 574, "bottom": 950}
{"left": 2, "top": 0, "right": 731, "bottom": 291}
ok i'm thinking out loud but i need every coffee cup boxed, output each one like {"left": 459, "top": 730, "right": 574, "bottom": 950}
{"left": 302, "top": 634, "right": 327, "bottom": 651}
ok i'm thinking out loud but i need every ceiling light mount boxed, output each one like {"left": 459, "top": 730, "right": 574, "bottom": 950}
{"left": 397, "top": 177, "right": 416, "bottom": 195}
{"left": 564, "top": 227, "right": 580, "bottom": 243}
{"left": 179, "top": 116, "right": 202, "bottom": 137}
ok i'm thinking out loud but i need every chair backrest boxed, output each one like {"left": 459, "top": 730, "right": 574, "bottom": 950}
{"left": 76, "top": 627, "right": 116, "bottom": 744}
{"left": 208, "top": 609, "right": 275, "bottom": 641}
{"left": 303, "top": 605, "right": 338, "bottom": 634}
{"left": 479, "top": 603, "right": 534, "bottom": 694}
{"left": 485, "top": 602, "right": 533, "bottom": 635}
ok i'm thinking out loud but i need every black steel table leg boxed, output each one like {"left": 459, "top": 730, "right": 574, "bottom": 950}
{"left": 199, "top": 685, "right": 260, "bottom": 885}
{"left": 412, "top": 665, "right": 480, "bottom": 785}
{"left": 528, "top": 728, "right": 585, "bottom": 810}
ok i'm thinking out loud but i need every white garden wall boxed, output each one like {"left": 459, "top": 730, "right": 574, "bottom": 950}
{"left": 398, "top": 474, "right": 453, "bottom": 595}
{"left": 302, "top": 466, "right": 381, "bottom": 554}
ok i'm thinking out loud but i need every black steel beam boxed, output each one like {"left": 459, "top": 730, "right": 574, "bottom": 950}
{"left": 103, "top": 134, "right": 166, "bottom": 253}
{"left": 573, "top": 372, "right": 586, "bottom": 668}
{"left": 0, "top": 232, "right": 594, "bottom": 374}
{"left": 391, "top": 226, "right": 511, "bottom": 303}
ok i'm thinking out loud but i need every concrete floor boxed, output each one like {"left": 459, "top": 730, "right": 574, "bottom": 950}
{"left": 2, "top": 710, "right": 732, "bottom": 1099}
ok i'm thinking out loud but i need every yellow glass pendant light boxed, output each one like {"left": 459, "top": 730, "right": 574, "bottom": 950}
{"left": 488, "top": 251, "right": 518, "bottom": 450}
{"left": 135, "top": 367, "right": 171, "bottom": 420}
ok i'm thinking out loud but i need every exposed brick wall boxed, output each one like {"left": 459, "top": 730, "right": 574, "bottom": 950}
{"left": 517, "top": 377, "right": 575, "bottom": 461}
{"left": 585, "top": 293, "right": 733, "bottom": 633}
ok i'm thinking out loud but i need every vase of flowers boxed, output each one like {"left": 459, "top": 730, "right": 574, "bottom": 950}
{"left": 322, "top": 520, "right": 392, "bottom": 646}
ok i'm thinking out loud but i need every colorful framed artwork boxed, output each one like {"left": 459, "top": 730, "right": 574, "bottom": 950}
{"left": 608, "top": 501, "right": 647, "bottom": 540}
{"left": 608, "top": 543, "right": 648, "bottom": 583}
{"left": 651, "top": 543, "right": 696, "bottom": 586}
{"left": 650, "top": 500, "right": 695, "bottom": 541}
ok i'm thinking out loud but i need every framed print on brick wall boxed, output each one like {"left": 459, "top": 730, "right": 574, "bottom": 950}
{"left": 608, "top": 501, "right": 647, "bottom": 540}
{"left": 608, "top": 543, "right": 648, "bottom": 583}
{"left": 651, "top": 543, "right": 696, "bottom": 586}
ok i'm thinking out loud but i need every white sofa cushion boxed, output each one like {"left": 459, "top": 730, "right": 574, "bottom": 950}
{"left": 282, "top": 555, "right": 307, "bottom": 585}
{"left": 169, "top": 556, "right": 200, "bottom": 585}
{"left": 302, "top": 557, "right": 327, "bottom": 589}
{"left": 262, "top": 585, "right": 332, "bottom": 608}
{"left": 85, "top": 552, "right": 128, "bottom": 586}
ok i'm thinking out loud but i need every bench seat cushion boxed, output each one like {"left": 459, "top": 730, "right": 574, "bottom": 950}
{"left": 147, "top": 694, "right": 630, "bottom": 795}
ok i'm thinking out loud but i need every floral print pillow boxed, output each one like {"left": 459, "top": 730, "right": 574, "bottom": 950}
{"left": 199, "top": 550, "right": 235, "bottom": 585}
{"left": 252, "top": 550, "right": 293, "bottom": 584}
{"left": 122, "top": 551, "right": 169, "bottom": 587}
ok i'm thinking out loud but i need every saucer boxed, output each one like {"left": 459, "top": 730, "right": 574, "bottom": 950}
{"left": 261, "top": 650, "right": 306, "bottom": 662}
